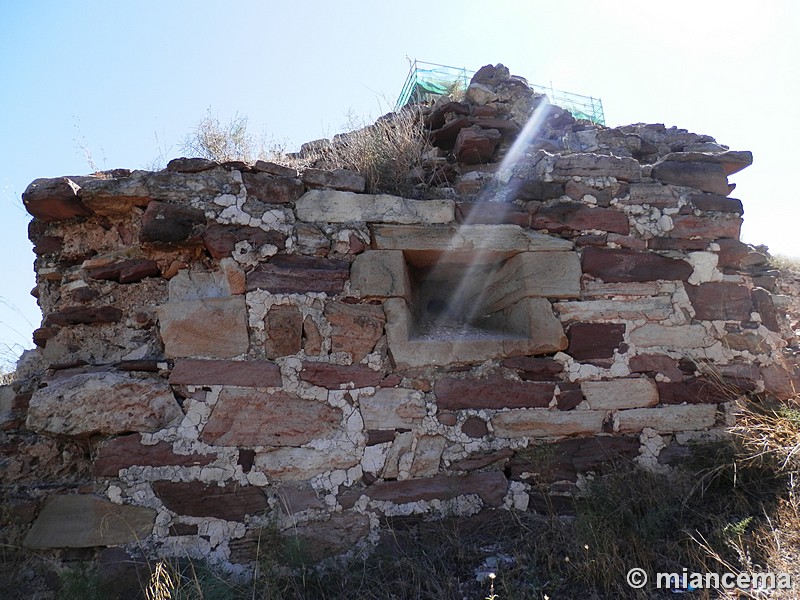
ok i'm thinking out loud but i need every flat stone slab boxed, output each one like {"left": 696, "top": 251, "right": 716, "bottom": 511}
{"left": 24, "top": 495, "right": 156, "bottom": 548}
{"left": 359, "top": 388, "right": 426, "bottom": 429}
{"left": 581, "top": 378, "right": 659, "bottom": 410}
{"left": 366, "top": 471, "right": 507, "bottom": 507}
{"left": 254, "top": 446, "right": 359, "bottom": 481}
{"left": 26, "top": 372, "right": 182, "bottom": 436}
{"left": 152, "top": 481, "right": 267, "bottom": 521}
{"left": 200, "top": 389, "right": 341, "bottom": 447}
{"left": 157, "top": 296, "right": 249, "bottom": 358}
{"left": 350, "top": 251, "right": 411, "bottom": 299}
{"left": 296, "top": 189, "right": 454, "bottom": 224}
{"left": 169, "top": 359, "right": 282, "bottom": 387}
{"left": 491, "top": 409, "right": 605, "bottom": 438}
{"left": 372, "top": 224, "right": 574, "bottom": 253}
{"left": 616, "top": 404, "right": 717, "bottom": 433}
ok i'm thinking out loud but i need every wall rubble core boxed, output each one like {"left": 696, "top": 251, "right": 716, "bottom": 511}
{"left": 2, "top": 63, "right": 799, "bottom": 578}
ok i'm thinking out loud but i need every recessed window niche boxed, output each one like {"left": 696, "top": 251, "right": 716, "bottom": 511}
{"left": 351, "top": 225, "right": 582, "bottom": 368}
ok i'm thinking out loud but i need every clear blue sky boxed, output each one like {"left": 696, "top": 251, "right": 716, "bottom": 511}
{"left": 1, "top": 0, "right": 798, "bottom": 371}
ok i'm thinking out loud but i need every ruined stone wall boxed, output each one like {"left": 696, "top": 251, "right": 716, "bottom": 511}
{"left": 2, "top": 64, "right": 798, "bottom": 575}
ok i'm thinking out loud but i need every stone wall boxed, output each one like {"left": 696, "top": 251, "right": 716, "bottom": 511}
{"left": 2, "top": 64, "right": 798, "bottom": 576}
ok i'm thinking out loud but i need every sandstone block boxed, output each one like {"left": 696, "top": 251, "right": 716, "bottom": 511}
{"left": 298, "top": 362, "right": 384, "bottom": 388}
{"left": 242, "top": 172, "right": 304, "bottom": 204}
{"left": 27, "top": 372, "right": 182, "bottom": 436}
{"left": 254, "top": 446, "right": 358, "bottom": 481}
{"left": 454, "top": 126, "right": 501, "bottom": 164}
{"left": 359, "top": 388, "right": 426, "bottom": 429}
{"left": 409, "top": 435, "right": 447, "bottom": 477}
{"left": 139, "top": 201, "right": 206, "bottom": 244}
{"left": 45, "top": 305, "right": 123, "bottom": 326}
{"left": 491, "top": 409, "right": 605, "bottom": 438}
{"left": 616, "top": 404, "right": 717, "bottom": 433}
{"left": 461, "top": 416, "right": 489, "bottom": 438}
{"left": 622, "top": 182, "right": 679, "bottom": 208}
{"left": 296, "top": 189, "right": 454, "bottom": 224}
{"left": 567, "top": 322, "right": 626, "bottom": 360}
{"left": 456, "top": 202, "right": 529, "bottom": 226}
{"left": 253, "top": 160, "right": 299, "bottom": 178}
{"left": 482, "top": 252, "right": 581, "bottom": 311}
{"left": 157, "top": 296, "right": 249, "bottom": 358}
{"left": 265, "top": 305, "right": 303, "bottom": 358}
{"left": 275, "top": 485, "right": 325, "bottom": 515}
{"left": 530, "top": 202, "right": 629, "bottom": 235}
{"left": 551, "top": 153, "right": 641, "bottom": 182}
{"left": 689, "top": 193, "right": 744, "bottom": 214}
{"left": 501, "top": 357, "right": 564, "bottom": 381}
{"left": 686, "top": 282, "right": 753, "bottom": 321}
{"left": 555, "top": 297, "right": 674, "bottom": 322}
{"left": 23, "top": 177, "right": 91, "bottom": 221}
{"left": 152, "top": 481, "right": 267, "bottom": 520}
{"left": 656, "top": 378, "right": 743, "bottom": 405}
{"left": 302, "top": 317, "right": 323, "bottom": 355}
{"left": 200, "top": 389, "right": 341, "bottom": 446}
{"left": 325, "top": 302, "right": 385, "bottom": 361}
{"left": 367, "top": 471, "right": 507, "bottom": 507}
{"left": 630, "top": 324, "right": 709, "bottom": 348}
{"left": 651, "top": 160, "right": 729, "bottom": 195}
{"left": 166, "top": 157, "right": 217, "bottom": 172}
{"left": 435, "top": 377, "right": 555, "bottom": 410}
{"left": 301, "top": 168, "right": 366, "bottom": 193}
{"left": 87, "top": 259, "right": 161, "bottom": 284}
{"left": 284, "top": 513, "right": 371, "bottom": 561}
{"left": 246, "top": 255, "right": 349, "bottom": 294}
{"left": 350, "top": 251, "right": 411, "bottom": 299}
{"left": 658, "top": 150, "right": 752, "bottom": 175}
{"left": 580, "top": 378, "right": 659, "bottom": 410}
{"left": 670, "top": 215, "right": 742, "bottom": 240}
{"left": 169, "top": 359, "right": 281, "bottom": 387}
{"left": 93, "top": 434, "right": 213, "bottom": 476}
{"left": 629, "top": 354, "right": 684, "bottom": 381}
{"left": 203, "top": 224, "right": 286, "bottom": 259}
{"left": 751, "top": 287, "right": 781, "bottom": 332}
{"left": 372, "top": 224, "right": 573, "bottom": 253}
{"left": 24, "top": 495, "right": 156, "bottom": 548}
{"left": 722, "top": 332, "right": 769, "bottom": 354}
{"left": 450, "top": 448, "right": 513, "bottom": 471}
{"left": 582, "top": 247, "right": 692, "bottom": 282}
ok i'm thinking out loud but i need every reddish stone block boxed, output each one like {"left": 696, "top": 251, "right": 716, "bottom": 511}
{"left": 166, "top": 157, "right": 218, "bottom": 173}
{"left": 567, "top": 322, "right": 625, "bottom": 360}
{"left": 530, "top": 202, "right": 629, "bottom": 235}
{"left": 367, "top": 471, "right": 507, "bottom": 507}
{"left": 686, "top": 282, "right": 753, "bottom": 321}
{"left": 629, "top": 354, "right": 684, "bottom": 381}
{"left": 689, "top": 194, "right": 743, "bottom": 214}
{"left": 23, "top": 177, "right": 92, "bottom": 221}
{"left": 434, "top": 376, "right": 555, "bottom": 410}
{"left": 751, "top": 288, "right": 781, "bottom": 332}
{"left": 461, "top": 416, "right": 489, "bottom": 438}
{"left": 325, "top": 302, "right": 385, "bottom": 361}
{"left": 169, "top": 359, "right": 282, "bottom": 387}
{"left": 501, "top": 357, "right": 564, "bottom": 381}
{"left": 203, "top": 224, "right": 286, "bottom": 259}
{"left": 450, "top": 448, "right": 513, "bottom": 471}
{"left": 670, "top": 215, "right": 742, "bottom": 240}
{"left": 651, "top": 161, "right": 729, "bottom": 195}
{"left": 33, "top": 236, "right": 64, "bottom": 255}
{"left": 93, "top": 434, "right": 214, "bottom": 477}
{"left": 454, "top": 127, "right": 501, "bottom": 164}
{"left": 366, "top": 430, "right": 397, "bottom": 446}
{"left": 425, "top": 101, "right": 471, "bottom": 129}
{"left": 140, "top": 201, "right": 205, "bottom": 244}
{"left": 301, "top": 168, "right": 365, "bottom": 193}
{"left": 242, "top": 172, "right": 304, "bottom": 204}
{"left": 265, "top": 305, "right": 303, "bottom": 359}
{"left": 88, "top": 259, "right": 160, "bottom": 283}
{"left": 152, "top": 480, "right": 267, "bottom": 520}
{"left": 455, "top": 202, "right": 529, "bottom": 226}
{"left": 715, "top": 238, "right": 751, "bottom": 270}
{"left": 275, "top": 485, "right": 325, "bottom": 514}
{"left": 556, "top": 383, "right": 584, "bottom": 410}
{"left": 246, "top": 255, "right": 349, "bottom": 294}
{"left": 45, "top": 306, "right": 123, "bottom": 326}
{"left": 430, "top": 116, "right": 472, "bottom": 149}
{"left": 648, "top": 238, "right": 709, "bottom": 252}
{"left": 302, "top": 317, "right": 323, "bottom": 356}
{"left": 656, "top": 377, "right": 743, "bottom": 404}
{"left": 299, "top": 362, "right": 384, "bottom": 389}
{"left": 581, "top": 247, "right": 692, "bottom": 282}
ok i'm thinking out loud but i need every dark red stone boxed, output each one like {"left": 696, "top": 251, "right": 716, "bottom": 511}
{"left": 93, "top": 434, "right": 214, "bottom": 476}
{"left": 367, "top": 471, "right": 507, "bottom": 507}
{"left": 434, "top": 376, "right": 555, "bottom": 410}
{"left": 140, "top": 201, "right": 205, "bottom": 244}
{"left": 242, "top": 172, "right": 304, "bottom": 204}
{"left": 23, "top": 177, "right": 92, "bottom": 221}
{"left": 501, "top": 357, "right": 564, "bottom": 381}
{"left": 238, "top": 449, "right": 256, "bottom": 473}
{"left": 556, "top": 383, "right": 584, "bottom": 410}
{"left": 265, "top": 305, "right": 303, "bottom": 358}
{"left": 686, "top": 282, "right": 753, "bottom": 321}
{"left": 450, "top": 448, "right": 513, "bottom": 471}
{"left": 152, "top": 480, "right": 267, "bottom": 521}
{"left": 32, "top": 327, "right": 57, "bottom": 347}
{"left": 299, "top": 362, "right": 384, "bottom": 389}
{"left": 45, "top": 306, "right": 123, "bottom": 326}
{"left": 574, "top": 233, "right": 608, "bottom": 247}
{"left": 461, "top": 416, "right": 489, "bottom": 438}
{"left": 169, "top": 359, "right": 282, "bottom": 387}
{"left": 670, "top": 215, "right": 742, "bottom": 240}
{"left": 87, "top": 259, "right": 160, "bottom": 283}
{"left": 425, "top": 101, "right": 471, "bottom": 130}
{"left": 567, "top": 322, "right": 626, "bottom": 360}
{"left": 166, "top": 157, "right": 218, "bottom": 173}
{"left": 751, "top": 287, "right": 781, "bottom": 332}
{"left": 203, "top": 224, "right": 286, "bottom": 259}
{"left": 454, "top": 127, "right": 501, "bottom": 164}
{"left": 657, "top": 377, "right": 745, "bottom": 404}
{"left": 275, "top": 485, "right": 325, "bottom": 514}
{"left": 514, "top": 180, "right": 565, "bottom": 201}
{"left": 366, "top": 430, "right": 397, "bottom": 446}
{"left": 530, "top": 202, "right": 629, "bottom": 235}
{"left": 648, "top": 237, "right": 709, "bottom": 252}
{"left": 629, "top": 354, "right": 684, "bottom": 381}
{"left": 169, "top": 524, "right": 199, "bottom": 536}
{"left": 430, "top": 116, "right": 472, "bottom": 149}
{"left": 246, "top": 255, "right": 349, "bottom": 294}
{"left": 651, "top": 161, "right": 729, "bottom": 195}
{"left": 33, "top": 236, "right": 64, "bottom": 255}
{"left": 689, "top": 194, "right": 743, "bottom": 214}
{"left": 581, "top": 247, "right": 692, "bottom": 282}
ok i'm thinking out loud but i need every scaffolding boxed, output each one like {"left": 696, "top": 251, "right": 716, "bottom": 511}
{"left": 395, "top": 60, "right": 605, "bottom": 126}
